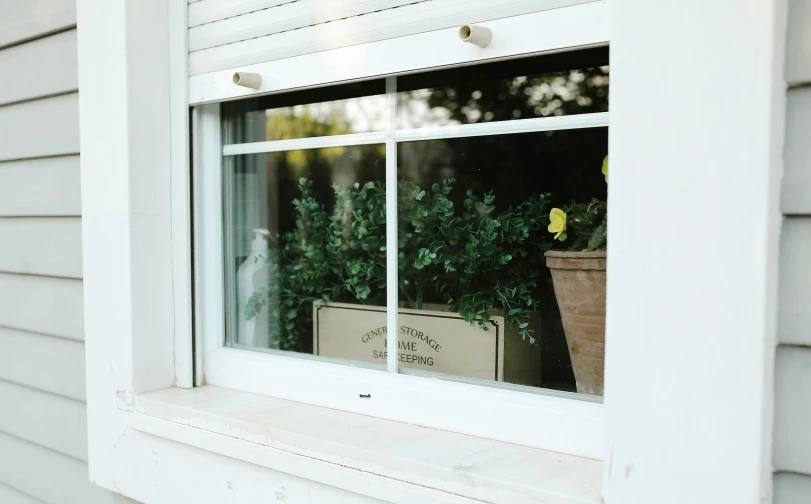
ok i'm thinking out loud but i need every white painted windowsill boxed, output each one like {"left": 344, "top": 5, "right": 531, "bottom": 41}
{"left": 124, "top": 385, "right": 602, "bottom": 503}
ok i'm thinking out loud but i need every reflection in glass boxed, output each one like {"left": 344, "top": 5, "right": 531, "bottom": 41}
{"left": 224, "top": 145, "right": 386, "bottom": 358}
{"left": 263, "top": 96, "right": 387, "bottom": 141}
{"left": 223, "top": 81, "right": 387, "bottom": 143}
{"left": 397, "top": 49, "right": 608, "bottom": 129}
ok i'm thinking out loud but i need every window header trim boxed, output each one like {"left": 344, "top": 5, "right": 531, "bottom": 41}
{"left": 188, "top": 2, "right": 609, "bottom": 105}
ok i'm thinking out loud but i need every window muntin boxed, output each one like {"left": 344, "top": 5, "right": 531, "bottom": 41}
{"left": 220, "top": 50, "right": 609, "bottom": 396}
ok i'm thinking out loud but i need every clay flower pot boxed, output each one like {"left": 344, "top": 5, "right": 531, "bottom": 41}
{"left": 544, "top": 250, "right": 606, "bottom": 395}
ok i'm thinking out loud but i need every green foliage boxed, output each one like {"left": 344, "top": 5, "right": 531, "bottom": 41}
{"left": 245, "top": 178, "right": 387, "bottom": 349}
{"left": 399, "top": 178, "right": 553, "bottom": 342}
{"left": 247, "top": 177, "right": 554, "bottom": 348}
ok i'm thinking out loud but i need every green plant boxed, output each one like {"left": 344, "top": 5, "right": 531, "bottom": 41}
{"left": 244, "top": 179, "right": 387, "bottom": 350}
{"left": 399, "top": 178, "right": 553, "bottom": 341}
{"left": 247, "top": 177, "right": 554, "bottom": 349}
{"left": 547, "top": 156, "right": 608, "bottom": 251}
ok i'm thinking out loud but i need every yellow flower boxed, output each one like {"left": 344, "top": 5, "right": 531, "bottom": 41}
{"left": 548, "top": 208, "right": 567, "bottom": 241}
{"left": 601, "top": 155, "right": 608, "bottom": 183}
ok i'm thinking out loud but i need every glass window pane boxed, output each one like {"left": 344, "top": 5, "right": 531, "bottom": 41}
{"left": 223, "top": 145, "right": 387, "bottom": 363}
{"left": 223, "top": 80, "right": 388, "bottom": 143}
{"left": 396, "top": 129, "right": 607, "bottom": 395}
{"left": 396, "top": 48, "right": 608, "bottom": 129}
{"left": 219, "top": 48, "right": 609, "bottom": 397}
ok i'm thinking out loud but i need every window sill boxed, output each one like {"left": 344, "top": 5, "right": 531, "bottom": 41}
{"left": 124, "top": 385, "right": 602, "bottom": 503}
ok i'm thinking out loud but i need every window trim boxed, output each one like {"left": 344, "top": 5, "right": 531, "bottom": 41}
{"left": 78, "top": 0, "right": 785, "bottom": 501}
{"left": 126, "top": 385, "right": 604, "bottom": 503}
{"left": 188, "top": 1, "right": 609, "bottom": 105}
{"left": 195, "top": 25, "right": 609, "bottom": 459}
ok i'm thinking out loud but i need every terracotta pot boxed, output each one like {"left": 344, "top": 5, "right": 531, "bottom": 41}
{"left": 545, "top": 250, "right": 606, "bottom": 395}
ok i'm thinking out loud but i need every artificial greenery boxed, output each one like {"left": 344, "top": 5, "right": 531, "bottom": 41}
{"left": 547, "top": 156, "right": 608, "bottom": 252}
{"left": 398, "top": 178, "right": 553, "bottom": 341}
{"left": 244, "top": 178, "right": 387, "bottom": 350}
{"left": 246, "top": 177, "right": 554, "bottom": 349}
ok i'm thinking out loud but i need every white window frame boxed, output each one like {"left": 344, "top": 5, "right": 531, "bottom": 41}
{"left": 78, "top": 0, "right": 785, "bottom": 502}
{"left": 197, "top": 43, "right": 609, "bottom": 459}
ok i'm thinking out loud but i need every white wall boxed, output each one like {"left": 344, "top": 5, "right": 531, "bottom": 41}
{"left": 774, "top": 2, "right": 811, "bottom": 502}
{"left": 0, "top": 2, "right": 133, "bottom": 503}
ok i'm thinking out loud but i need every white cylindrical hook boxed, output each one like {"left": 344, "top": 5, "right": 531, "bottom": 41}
{"left": 232, "top": 72, "right": 262, "bottom": 90}
{"left": 458, "top": 25, "right": 492, "bottom": 48}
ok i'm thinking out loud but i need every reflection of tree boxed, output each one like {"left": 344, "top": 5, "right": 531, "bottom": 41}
{"left": 425, "top": 66, "right": 608, "bottom": 123}
{"left": 266, "top": 107, "right": 351, "bottom": 175}
{"left": 400, "top": 66, "right": 609, "bottom": 210}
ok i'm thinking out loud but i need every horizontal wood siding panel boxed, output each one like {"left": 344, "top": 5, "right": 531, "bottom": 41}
{"left": 0, "top": 380, "right": 87, "bottom": 461}
{"left": 189, "top": 0, "right": 423, "bottom": 51}
{"left": 0, "top": 0, "right": 75, "bottom": 49}
{"left": 783, "top": 88, "right": 811, "bottom": 215}
{"left": 0, "top": 217, "right": 82, "bottom": 278}
{"left": 774, "top": 346, "right": 811, "bottom": 474}
{"left": 189, "top": 0, "right": 298, "bottom": 27}
{"left": 0, "top": 93, "right": 79, "bottom": 162}
{"left": 0, "top": 327, "right": 85, "bottom": 402}
{"left": 778, "top": 217, "right": 811, "bottom": 346}
{"left": 0, "top": 432, "right": 125, "bottom": 504}
{"left": 0, "top": 156, "right": 81, "bottom": 216}
{"left": 0, "top": 482, "right": 44, "bottom": 504}
{"left": 0, "top": 273, "right": 83, "bottom": 340}
{"left": 0, "top": 30, "right": 78, "bottom": 106}
{"left": 774, "top": 472, "right": 811, "bottom": 504}
{"left": 786, "top": 0, "right": 811, "bottom": 85}
{"left": 189, "top": 0, "right": 594, "bottom": 74}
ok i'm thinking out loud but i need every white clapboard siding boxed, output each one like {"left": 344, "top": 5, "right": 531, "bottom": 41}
{"left": 0, "top": 156, "right": 81, "bottom": 217}
{"left": 0, "top": 433, "right": 126, "bottom": 504}
{"left": 0, "top": 380, "right": 88, "bottom": 461}
{"left": 0, "top": 217, "right": 82, "bottom": 278}
{"left": 0, "top": 327, "right": 85, "bottom": 402}
{"left": 786, "top": 0, "right": 811, "bottom": 85}
{"left": 0, "top": 482, "right": 43, "bottom": 504}
{"left": 189, "top": 0, "right": 298, "bottom": 27}
{"left": 0, "top": 273, "right": 83, "bottom": 341}
{"left": 0, "top": 93, "right": 79, "bottom": 162}
{"left": 189, "top": 0, "right": 593, "bottom": 75}
{"left": 0, "top": 30, "right": 77, "bottom": 107}
{"left": 189, "top": 0, "right": 424, "bottom": 51}
{"left": 0, "top": 0, "right": 75, "bottom": 50}
{"left": 775, "top": 472, "right": 811, "bottom": 504}
{"left": 778, "top": 218, "right": 811, "bottom": 346}
{"left": 774, "top": 346, "right": 811, "bottom": 474}
{"left": 0, "top": 30, "right": 78, "bottom": 107}
{"left": 783, "top": 88, "right": 811, "bottom": 215}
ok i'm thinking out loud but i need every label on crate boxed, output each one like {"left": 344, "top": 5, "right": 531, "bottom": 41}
{"left": 314, "top": 302, "right": 500, "bottom": 380}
